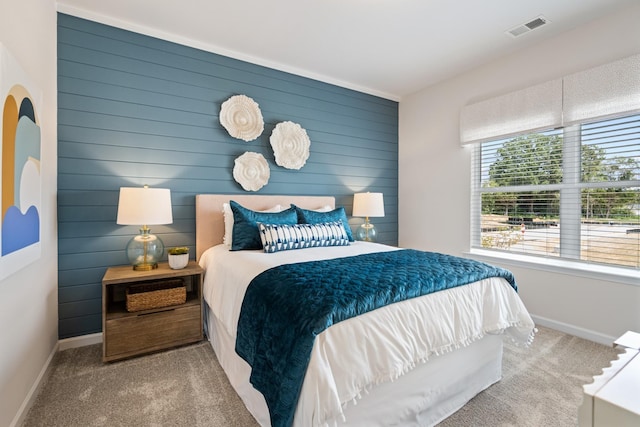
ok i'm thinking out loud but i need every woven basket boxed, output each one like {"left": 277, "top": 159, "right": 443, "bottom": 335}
{"left": 126, "top": 279, "right": 186, "bottom": 312}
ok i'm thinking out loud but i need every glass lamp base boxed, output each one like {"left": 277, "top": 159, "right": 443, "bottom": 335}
{"left": 126, "top": 228, "right": 164, "bottom": 270}
{"left": 355, "top": 223, "right": 377, "bottom": 242}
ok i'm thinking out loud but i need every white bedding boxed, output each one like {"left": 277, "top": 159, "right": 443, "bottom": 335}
{"left": 200, "top": 242, "right": 535, "bottom": 426}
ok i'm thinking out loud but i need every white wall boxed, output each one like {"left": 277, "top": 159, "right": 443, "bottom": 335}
{"left": 0, "top": 1, "right": 58, "bottom": 426}
{"left": 399, "top": 3, "right": 640, "bottom": 343}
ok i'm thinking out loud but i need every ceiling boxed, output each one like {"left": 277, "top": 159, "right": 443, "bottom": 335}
{"left": 56, "top": 0, "right": 635, "bottom": 100}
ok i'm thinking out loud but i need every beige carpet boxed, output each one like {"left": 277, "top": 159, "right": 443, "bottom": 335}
{"left": 22, "top": 342, "right": 257, "bottom": 427}
{"left": 439, "top": 326, "right": 620, "bottom": 426}
{"left": 22, "top": 326, "right": 619, "bottom": 426}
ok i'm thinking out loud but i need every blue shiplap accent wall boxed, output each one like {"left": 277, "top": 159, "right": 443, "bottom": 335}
{"left": 57, "top": 13, "right": 398, "bottom": 339}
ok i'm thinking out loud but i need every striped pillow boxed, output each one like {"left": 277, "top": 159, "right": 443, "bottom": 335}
{"left": 257, "top": 222, "right": 350, "bottom": 253}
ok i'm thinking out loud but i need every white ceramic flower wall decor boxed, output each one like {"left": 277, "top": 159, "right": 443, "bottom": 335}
{"left": 233, "top": 152, "right": 270, "bottom": 191}
{"left": 269, "top": 121, "right": 311, "bottom": 170}
{"left": 219, "top": 95, "right": 264, "bottom": 142}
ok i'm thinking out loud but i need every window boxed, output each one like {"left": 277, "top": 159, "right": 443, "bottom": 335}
{"left": 472, "top": 114, "right": 640, "bottom": 270}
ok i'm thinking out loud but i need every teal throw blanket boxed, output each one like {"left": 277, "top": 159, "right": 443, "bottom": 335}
{"left": 235, "top": 249, "right": 516, "bottom": 427}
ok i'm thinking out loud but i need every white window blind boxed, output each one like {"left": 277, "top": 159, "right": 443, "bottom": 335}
{"left": 563, "top": 54, "right": 640, "bottom": 126}
{"left": 472, "top": 114, "right": 640, "bottom": 270}
{"left": 461, "top": 53, "right": 640, "bottom": 145}
{"left": 460, "top": 79, "right": 562, "bottom": 144}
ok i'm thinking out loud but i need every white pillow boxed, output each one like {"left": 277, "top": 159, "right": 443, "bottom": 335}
{"left": 314, "top": 205, "right": 333, "bottom": 212}
{"left": 290, "top": 204, "right": 333, "bottom": 212}
{"left": 223, "top": 203, "right": 283, "bottom": 247}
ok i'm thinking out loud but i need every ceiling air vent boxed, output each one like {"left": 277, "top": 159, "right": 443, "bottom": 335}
{"left": 506, "top": 15, "right": 549, "bottom": 38}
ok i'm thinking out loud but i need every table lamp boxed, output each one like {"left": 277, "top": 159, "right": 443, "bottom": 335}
{"left": 352, "top": 192, "right": 384, "bottom": 242}
{"left": 117, "top": 186, "right": 173, "bottom": 270}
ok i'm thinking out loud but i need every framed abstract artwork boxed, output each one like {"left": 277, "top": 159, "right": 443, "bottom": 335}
{"left": 0, "top": 43, "right": 42, "bottom": 280}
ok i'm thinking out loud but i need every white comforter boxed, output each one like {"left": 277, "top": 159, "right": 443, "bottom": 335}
{"left": 200, "top": 242, "right": 535, "bottom": 426}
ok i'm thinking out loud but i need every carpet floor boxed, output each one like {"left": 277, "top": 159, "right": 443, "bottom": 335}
{"left": 22, "top": 326, "right": 619, "bottom": 426}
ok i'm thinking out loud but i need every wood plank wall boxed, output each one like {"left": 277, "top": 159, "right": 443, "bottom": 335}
{"left": 57, "top": 13, "right": 399, "bottom": 338}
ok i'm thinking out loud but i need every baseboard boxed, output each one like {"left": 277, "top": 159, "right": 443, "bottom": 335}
{"left": 9, "top": 341, "right": 59, "bottom": 427}
{"left": 531, "top": 315, "right": 617, "bottom": 346}
{"left": 58, "top": 332, "right": 103, "bottom": 351}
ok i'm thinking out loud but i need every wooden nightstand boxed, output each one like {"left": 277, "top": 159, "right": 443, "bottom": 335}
{"left": 102, "top": 261, "right": 203, "bottom": 362}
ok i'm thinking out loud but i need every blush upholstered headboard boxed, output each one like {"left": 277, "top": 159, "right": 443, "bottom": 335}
{"left": 195, "top": 194, "right": 335, "bottom": 261}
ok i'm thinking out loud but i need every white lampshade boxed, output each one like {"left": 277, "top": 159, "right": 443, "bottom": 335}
{"left": 117, "top": 186, "right": 173, "bottom": 270}
{"left": 352, "top": 192, "right": 384, "bottom": 242}
{"left": 117, "top": 187, "right": 173, "bottom": 225}
{"left": 352, "top": 192, "right": 385, "bottom": 218}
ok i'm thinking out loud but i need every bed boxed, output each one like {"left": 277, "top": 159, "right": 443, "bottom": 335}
{"left": 195, "top": 194, "right": 535, "bottom": 427}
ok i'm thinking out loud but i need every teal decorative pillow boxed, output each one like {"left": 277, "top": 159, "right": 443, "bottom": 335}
{"left": 230, "top": 201, "right": 298, "bottom": 251}
{"left": 258, "top": 222, "right": 350, "bottom": 253}
{"left": 293, "top": 205, "right": 354, "bottom": 242}
{"left": 223, "top": 203, "right": 283, "bottom": 248}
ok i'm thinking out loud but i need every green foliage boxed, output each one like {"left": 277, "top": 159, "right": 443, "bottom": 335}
{"left": 168, "top": 246, "right": 189, "bottom": 255}
{"left": 489, "top": 134, "right": 563, "bottom": 187}
{"left": 481, "top": 189, "right": 518, "bottom": 216}
{"left": 484, "top": 133, "right": 639, "bottom": 220}
{"left": 582, "top": 155, "right": 639, "bottom": 219}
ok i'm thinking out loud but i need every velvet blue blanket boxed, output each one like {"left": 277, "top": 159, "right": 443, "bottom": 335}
{"left": 235, "top": 249, "right": 517, "bottom": 427}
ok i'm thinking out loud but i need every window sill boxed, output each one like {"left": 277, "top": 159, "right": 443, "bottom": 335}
{"left": 466, "top": 248, "right": 639, "bottom": 287}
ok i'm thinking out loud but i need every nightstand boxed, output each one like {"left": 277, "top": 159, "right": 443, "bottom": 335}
{"left": 102, "top": 261, "right": 203, "bottom": 362}
{"left": 579, "top": 331, "right": 640, "bottom": 426}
